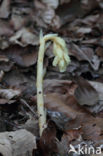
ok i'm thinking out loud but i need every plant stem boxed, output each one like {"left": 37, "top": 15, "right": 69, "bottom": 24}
{"left": 37, "top": 32, "right": 71, "bottom": 136}
{"left": 37, "top": 37, "right": 46, "bottom": 136}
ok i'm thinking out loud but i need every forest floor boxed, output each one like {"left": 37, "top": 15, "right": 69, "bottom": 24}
{"left": 0, "top": 0, "right": 103, "bottom": 156}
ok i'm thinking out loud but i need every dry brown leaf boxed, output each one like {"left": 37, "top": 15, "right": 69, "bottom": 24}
{"left": 0, "top": 45, "right": 38, "bottom": 67}
{"left": 39, "top": 121, "right": 57, "bottom": 156}
{"left": 0, "top": 98, "right": 16, "bottom": 105}
{"left": 57, "top": 128, "right": 82, "bottom": 155}
{"left": 0, "top": 88, "right": 21, "bottom": 100}
{"left": 44, "top": 79, "right": 76, "bottom": 95}
{"left": 2, "top": 69, "right": 36, "bottom": 98}
{"left": 34, "top": 0, "right": 61, "bottom": 29}
{"left": 69, "top": 43, "right": 100, "bottom": 70}
{"left": 76, "top": 27, "right": 92, "bottom": 34}
{"left": 81, "top": 0, "right": 98, "bottom": 11}
{"left": 81, "top": 117, "right": 103, "bottom": 146}
{"left": 0, "top": 61, "right": 14, "bottom": 72}
{"left": 74, "top": 77, "right": 99, "bottom": 106}
{"left": 86, "top": 81, "right": 103, "bottom": 113}
{"left": 0, "top": 0, "right": 11, "bottom": 18}
{"left": 82, "top": 14, "right": 99, "bottom": 25}
{"left": 10, "top": 28, "right": 39, "bottom": 47}
{"left": 0, "top": 21, "right": 14, "bottom": 37}
{"left": 96, "top": 47, "right": 103, "bottom": 60}
{"left": 44, "top": 93, "right": 76, "bottom": 119}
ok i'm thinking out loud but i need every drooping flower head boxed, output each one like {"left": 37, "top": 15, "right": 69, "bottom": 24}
{"left": 41, "top": 33, "right": 71, "bottom": 72}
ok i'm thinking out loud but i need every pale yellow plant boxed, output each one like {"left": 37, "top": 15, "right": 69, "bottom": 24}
{"left": 37, "top": 31, "right": 71, "bottom": 136}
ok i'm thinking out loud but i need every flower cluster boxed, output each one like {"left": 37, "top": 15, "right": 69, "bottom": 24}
{"left": 43, "top": 34, "right": 71, "bottom": 72}
{"left": 52, "top": 36, "right": 71, "bottom": 72}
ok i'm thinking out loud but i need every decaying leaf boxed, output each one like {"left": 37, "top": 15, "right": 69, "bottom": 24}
{"left": 57, "top": 128, "right": 82, "bottom": 155}
{"left": 10, "top": 28, "right": 39, "bottom": 47}
{"left": 74, "top": 77, "right": 99, "bottom": 106}
{"left": 76, "top": 27, "right": 92, "bottom": 34}
{"left": 0, "top": 45, "right": 38, "bottom": 67}
{"left": 0, "top": 21, "right": 14, "bottom": 37}
{"left": 0, "top": 88, "right": 21, "bottom": 100}
{"left": 69, "top": 43, "right": 100, "bottom": 70}
{"left": 39, "top": 121, "right": 58, "bottom": 156}
{"left": 34, "top": 0, "right": 61, "bottom": 29}
{"left": 44, "top": 93, "right": 76, "bottom": 130}
{"left": 0, "top": 0, "right": 11, "bottom": 18}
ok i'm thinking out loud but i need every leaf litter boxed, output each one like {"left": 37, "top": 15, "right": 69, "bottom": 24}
{"left": 0, "top": 0, "right": 103, "bottom": 156}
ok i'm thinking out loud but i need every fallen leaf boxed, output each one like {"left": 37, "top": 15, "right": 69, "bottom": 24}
{"left": 81, "top": 118, "right": 103, "bottom": 146}
{"left": 10, "top": 28, "right": 39, "bottom": 47}
{"left": 82, "top": 14, "right": 99, "bottom": 25}
{"left": 0, "top": 0, "right": 11, "bottom": 18}
{"left": 76, "top": 27, "right": 92, "bottom": 34}
{"left": 86, "top": 80, "right": 103, "bottom": 113}
{"left": 44, "top": 79, "right": 76, "bottom": 95}
{"left": 0, "top": 88, "right": 21, "bottom": 100}
{"left": 44, "top": 93, "right": 77, "bottom": 130}
{"left": 57, "top": 128, "right": 82, "bottom": 155}
{"left": 69, "top": 43, "right": 100, "bottom": 70}
{"left": 81, "top": 0, "right": 98, "bottom": 11}
{"left": 74, "top": 77, "right": 99, "bottom": 106}
{"left": 0, "top": 45, "right": 38, "bottom": 67}
{"left": 96, "top": 47, "right": 103, "bottom": 59}
{"left": 0, "top": 61, "right": 14, "bottom": 72}
{"left": 39, "top": 121, "right": 58, "bottom": 156}
{"left": 34, "top": 0, "right": 61, "bottom": 29}
{"left": 2, "top": 69, "right": 36, "bottom": 98}
{"left": 0, "top": 98, "right": 15, "bottom": 105}
{"left": 0, "top": 21, "right": 14, "bottom": 37}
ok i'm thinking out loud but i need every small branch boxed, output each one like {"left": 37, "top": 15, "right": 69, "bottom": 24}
{"left": 20, "top": 98, "right": 38, "bottom": 119}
